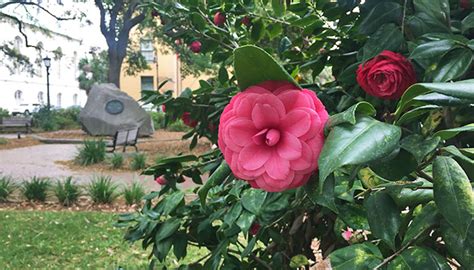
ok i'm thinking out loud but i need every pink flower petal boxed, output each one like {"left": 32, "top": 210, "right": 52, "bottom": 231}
{"left": 280, "top": 109, "right": 311, "bottom": 137}
{"left": 227, "top": 118, "right": 258, "bottom": 147}
{"left": 290, "top": 141, "right": 313, "bottom": 171}
{"left": 239, "top": 144, "right": 271, "bottom": 171}
{"left": 277, "top": 132, "right": 302, "bottom": 160}
{"left": 252, "top": 103, "right": 280, "bottom": 129}
{"left": 264, "top": 151, "right": 290, "bottom": 180}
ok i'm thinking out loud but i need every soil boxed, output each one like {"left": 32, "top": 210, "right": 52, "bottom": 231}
{"left": 0, "top": 137, "right": 42, "bottom": 150}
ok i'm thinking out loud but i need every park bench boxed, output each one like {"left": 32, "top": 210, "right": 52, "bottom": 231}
{"left": 0, "top": 117, "right": 32, "bottom": 134}
{"left": 107, "top": 128, "right": 139, "bottom": 153}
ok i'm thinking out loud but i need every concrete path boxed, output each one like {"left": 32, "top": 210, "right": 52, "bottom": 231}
{"left": 0, "top": 144, "right": 158, "bottom": 191}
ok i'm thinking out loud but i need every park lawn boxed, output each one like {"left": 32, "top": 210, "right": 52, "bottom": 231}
{"left": 0, "top": 210, "right": 205, "bottom": 269}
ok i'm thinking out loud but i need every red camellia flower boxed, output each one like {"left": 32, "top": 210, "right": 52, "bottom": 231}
{"left": 461, "top": 0, "right": 472, "bottom": 9}
{"left": 250, "top": 223, "right": 261, "bottom": 235}
{"left": 213, "top": 12, "right": 226, "bottom": 26}
{"left": 356, "top": 50, "right": 417, "bottom": 100}
{"left": 241, "top": 16, "right": 251, "bottom": 27}
{"left": 218, "top": 80, "right": 329, "bottom": 192}
{"left": 181, "top": 112, "right": 198, "bottom": 128}
{"left": 155, "top": 175, "right": 167, "bottom": 185}
{"left": 189, "top": 41, "right": 202, "bottom": 53}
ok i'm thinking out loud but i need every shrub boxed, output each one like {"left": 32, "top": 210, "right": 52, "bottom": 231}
{"left": 32, "top": 107, "right": 82, "bottom": 131}
{"left": 166, "top": 119, "right": 190, "bottom": 132}
{"left": 76, "top": 140, "right": 106, "bottom": 166}
{"left": 0, "top": 108, "right": 9, "bottom": 120}
{"left": 22, "top": 177, "right": 50, "bottom": 202}
{"left": 150, "top": 111, "right": 166, "bottom": 129}
{"left": 130, "top": 153, "right": 146, "bottom": 170}
{"left": 54, "top": 177, "right": 81, "bottom": 206}
{"left": 108, "top": 153, "right": 124, "bottom": 169}
{"left": 87, "top": 176, "right": 118, "bottom": 204}
{"left": 123, "top": 182, "right": 145, "bottom": 205}
{"left": 0, "top": 176, "right": 16, "bottom": 202}
{"left": 32, "top": 107, "right": 58, "bottom": 131}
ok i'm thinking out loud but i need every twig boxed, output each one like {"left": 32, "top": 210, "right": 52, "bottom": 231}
{"left": 416, "top": 170, "right": 433, "bottom": 182}
{"left": 401, "top": 0, "right": 408, "bottom": 36}
{"left": 373, "top": 230, "right": 426, "bottom": 269}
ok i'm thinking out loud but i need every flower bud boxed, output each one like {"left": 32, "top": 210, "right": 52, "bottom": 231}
{"left": 189, "top": 41, "right": 202, "bottom": 53}
{"left": 213, "top": 12, "right": 226, "bottom": 26}
{"left": 155, "top": 175, "right": 167, "bottom": 185}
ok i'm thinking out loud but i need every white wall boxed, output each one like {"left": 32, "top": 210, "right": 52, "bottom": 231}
{"left": 0, "top": 0, "right": 106, "bottom": 112}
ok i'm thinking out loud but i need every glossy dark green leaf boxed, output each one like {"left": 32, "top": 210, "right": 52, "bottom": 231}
{"left": 337, "top": 203, "right": 370, "bottom": 230}
{"left": 442, "top": 146, "right": 474, "bottom": 179}
{"left": 198, "top": 161, "right": 231, "bottom": 207}
{"left": 250, "top": 20, "right": 265, "bottom": 42}
{"left": 432, "top": 48, "right": 473, "bottom": 82}
{"left": 359, "top": 2, "right": 402, "bottom": 35}
{"left": 433, "top": 156, "right": 474, "bottom": 237}
{"left": 365, "top": 191, "right": 401, "bottom": 250}
{"left": 234, "top": 45, "right": 299, "bottom": 90}
{"left": 433, "top": 123, "right": 474, "bottom": 140}
{"left": 313, "top": 175, "right": 338, "bottom": 213}
{"left": 272, "top": 0, "right": 285, "bottom": 16}
{"left": 155, "top": 218, "right": 181, "bottom": 242}
{"left": 396, "top": 105, "right": 442, "bottom": 125}
{"left": 325, "top": 102, "right": 376, "bottom": 131}
{"left": 236, "top": 210, "right": 255, "bottom": 233}
{"left": 319, "top": 116, "right": 401, "bottom": 189}
{"left": 328, "top": 243, "right": 383, "bottom": 270}
{"left": 241, "top": 236, "right": 256, "bottom": 257}
{"left": 190, "top": 12, "right": 206, "bottom": 31}
{"left": 441, "top": 220, "right": 474, "bottom": 268}
{"left": 402, "top": 202, "right": 439, "bottom": 246}
{"left": 162, "top": 191, "right": 184, "bottom": 215}
{"left": 462, "top": 12, "right": 474, "bottom": 33}
{"left": 387, "top": 247, "right": 450, "bottom": 270}
{"left": 173, "top": 233, "right": 187, "bottom": 260}
{"left": 370, "top": 149, "right": 418, "bottom": 180}
{"left": 400, "top": 134, "right": 440, "bottom": 163}
{"left": 410, "top": 39, "right": 455, "bottom": 60}
{"left": 241, "top": 189, "right": 267, "bottom": 215}
{"left": 224, "top": 203, "right": 243, "bottom": 226}
{"left": 413, "top": 0, "right": 450, "bottom": 24}
{"left": 388, "top": 184, "right": 433, "bottom": 208}
{"left": 362, "top": 23, "right": 404, "bottom": 60}
{"left": 414, "top": 92, "right": 473, "bottom": 106}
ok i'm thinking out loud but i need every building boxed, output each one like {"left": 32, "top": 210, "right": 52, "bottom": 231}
{"left": 0, "top": 0, "right": 104, "bottom": 113}
{"left": 120, "top": 31, "right": 206, "bottom": 101}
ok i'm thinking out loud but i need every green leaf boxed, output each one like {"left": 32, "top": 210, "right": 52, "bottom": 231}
{"left": 241, "top": 189, "right": 267, "bottom": 215}
{"left": 359, "top": 2, "right": 402, "bottom": 35}
{"left": 433, "top": 123, "right": 474, "bottom": 140}
{"left": 233, "top": 45, "right": 300, "bottom": 90}
{"left": 414, "top": 92, "right": 473, "bottom": 106}
{"left": 241, "top": 237, "right": 257, "bottom": 257}
{"left": 224, "top": 203, "right": 243, "bottom": 226}
{"left": 328, "top": 243, "right": 383, "bottom": 270}
{"left": 442, "top": 146, "right": 474, "bottom": 179}
{"left": 400, "top": 134, "right": 440, "bottom": 163}
{"left": 190, "top": 12, "right": 206, "bottom": 31}
{"left": 461, "top": 9, "right": 474, "bottom": 33}
{"left": 162, "top": 191, "right": 184, "bottom": 215}
{"left": 441, "top": 220, "right": 474, "bottom": 268}
{"left": 409, "top": 39, "right": 455, "bottom": 59}
{"left": 198, "top": 161, "right": 231, "bottom": 207}
{"left": 413, "top": 0, "right": 450, "bottom": 24}
{"left": 319, "top": 116, "right": 401, "bottom": 189}
{"left": 250, "top": 20, "right": 265, "bottom": 42}
{"left": 272, "top": 0, "right": 286, "bottom": 16}
{"left": 362, "top": 23, "right": 404, "bottom": 61}
{"left": 433, "top": 156, "right": 474, "bottom": 237}
{"left": 325, "top": 102, "right": 376, "bottom": 131}
{"left": 155, "top": 218, "right": 181, "bottom": 242}
{"left": 364, "top": 191, "right": 401, "bottom": 250}
{"left": 370, "top": 149, "right": 418, "bottom": 180}
{"left": 236, "top": 210, "right": 255, "bottom": 233}
{"left": 432, "top": 48, "right": 473, "bottom": 82}
{"left": 312, "top": 175, "right": 338, "bottom": 213}
{"left": 173, "top": 233, "right": 187, "bottom": 260}
{"left": 218, "top": 66, "right": 229, "bottom": 84}
{"left": 387, "top": 247, "right": 450, "bottom": 270}
{"left": 289, "top": 255, "right": 309, "bottom": 268}
{"left": 387, "top": 182, "right": 433, "bottom": 208}
{"left": 396, "top": 105, "right": 442, "bottom": 125}
{"left": 402, "top": 202, "right": 439, "bottom": 246}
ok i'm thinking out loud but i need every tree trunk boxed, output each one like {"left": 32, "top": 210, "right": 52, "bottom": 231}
{"left": 108, "top": 48, "right": 124, "bottom": 88}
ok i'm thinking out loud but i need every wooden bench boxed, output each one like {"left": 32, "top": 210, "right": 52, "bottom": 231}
{"left": 0, "top": 117, "right": 32, "bottom": 134}
{"left": 107, "top": 128, "right": 139, "bottom": 153}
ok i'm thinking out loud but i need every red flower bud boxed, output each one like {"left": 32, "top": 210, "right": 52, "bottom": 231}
{"left": 155, "top": 175, "right": 167, "bottom": 185}
{"left": 250, "top": 223, "right": 261, "bottom": 235}
{"left": 241, "top": 16, "right": 251, "bottom": 27}
{"left": 213, "top": 12, "right": 226, "bottom": 26}
{"left": 181, "top": 112, "right": 198, "bottom": 128}
{"left": 161, "top": 104, "right": 166, "bottom": 112}
{"left": 461, "top": 0, "right": 472, "bottom": 9}
{"left": 189, "top": 41, "right": 202, "bottom": 53}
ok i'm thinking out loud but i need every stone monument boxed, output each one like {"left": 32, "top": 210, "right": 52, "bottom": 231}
{"left": 79, "top": 83, "right": 154, "bottom": 136}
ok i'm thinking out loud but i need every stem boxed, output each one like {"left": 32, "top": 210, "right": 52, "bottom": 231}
{"left": 416, "top": 170, "right": 433, "bottom": 182}
{"left": 374, "top": 230, "right": 426, "bottom": 269}
{"left": 401, "top": 0, "right": 408, "bottom": 37}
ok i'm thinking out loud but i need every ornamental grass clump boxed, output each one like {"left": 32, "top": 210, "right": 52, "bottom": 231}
{"left": 54, "top": 177, "right": 81, "bottom": 206}
{"left": 130, "top": 153, "right": 147, "bottom": 171}
{"left": 109, "top": 153, "right": 124, "bottom": 169}
{"left": 76, "top": 140, "right": 106, "bottom": 166}
{"left": 123, "top": 182, "right": 145, "bottom": 206}
{"left": 0, "top": 176, "right": 16, "bottom": 202}
{"left": 22, "top": 177, "right": 50, "bottom": 202}
{"left": 87, "top": 176, "right": 119, "bottom": 204}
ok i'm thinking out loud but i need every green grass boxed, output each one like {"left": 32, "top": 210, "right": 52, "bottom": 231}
{"left": 0, "top": 210, "right": 207, "bottom": 269}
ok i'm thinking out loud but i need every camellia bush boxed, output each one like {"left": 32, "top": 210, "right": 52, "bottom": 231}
{"left": 117, "top": 0, "right": 474, "bottom": 269}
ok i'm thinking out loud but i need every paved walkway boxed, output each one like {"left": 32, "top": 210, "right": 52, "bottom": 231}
{"left": 0, "top": 144, "right": 158, "bottom": 190}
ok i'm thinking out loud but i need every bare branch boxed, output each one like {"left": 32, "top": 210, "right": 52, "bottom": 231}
{"left": 0, "top": 12, "right": 40, "bottom": 50}
{"left": 94, "top": 0, "right": 110, "bottom": 38}
{"left": 1, "top": 1, "right": 76, "bottom": 21}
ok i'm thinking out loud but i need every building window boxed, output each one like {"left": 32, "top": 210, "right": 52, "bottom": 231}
{"left": 73, "top": 94, "right": 78, "bottom": 106}
{"left": 14, "top": 36, "right": 22, "bottom": 51}
{"left": 140, "top": 76, "right": 154, "bottom": 97}
{"left": 57, "top": 93, "right": 62, "bottom": 108}
{"left": 38, "top": 91, "right": 44, "bottom": 104}
{"left": 14, "top": 90, "right": 23, "bottom": 104}
{"left": 140, "top": 39, "right": 155, "bottom": 62}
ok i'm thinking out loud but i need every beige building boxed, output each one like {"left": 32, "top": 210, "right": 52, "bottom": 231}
{"left": 120, "top": 33, "right": 205, "bottom": 101}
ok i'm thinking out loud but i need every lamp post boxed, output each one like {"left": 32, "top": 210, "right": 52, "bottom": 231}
{"left": 42, "top": 56, "right": 51, "bottom": 110}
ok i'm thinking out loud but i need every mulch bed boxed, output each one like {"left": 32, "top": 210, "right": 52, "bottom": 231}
{"left": 0, "top": 137, "right": 42, "bottom": 150}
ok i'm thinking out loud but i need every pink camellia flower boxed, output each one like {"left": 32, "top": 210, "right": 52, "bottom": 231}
{"left": 341, "top": 227, "right": 354, "bottom": 241}
{"left": 250, "top": 223, "right": 261, "bottom": 235}
{"left": 155, "top": 175, "right": 167, "bottom": 185}
{"left": 189, "top": 41, "right": 202, "bottom": 53}
{"left": 218, "top": 80, "right": 328, "bottom": 192}
{"left": 213, "top": 12, "right": 226, "bottom": 26}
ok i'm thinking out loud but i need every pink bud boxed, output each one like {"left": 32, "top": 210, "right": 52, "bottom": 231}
{"left": 189, "top": 41, "right": 202, "bottom": 53}
{"left": 213, "top": 12, "right": 226, "bottom": 26}
{"left": 341, "top": 227, "right": 353, "bottom": 241}
{"left": 241, "top": 16, "right": 251, "bottom": 27}
{"left": 250, "top": 223, "right": 261, "bottom": 235}
{"left": 155, "top": 175, "right": 167, "bottom": 185}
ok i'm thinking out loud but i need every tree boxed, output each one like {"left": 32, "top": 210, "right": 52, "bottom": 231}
{"left": 94, "top": 0, "right": 147, "bottom": 88}
{"left": 78, "top": 50, "right": 109, "bottom": 93}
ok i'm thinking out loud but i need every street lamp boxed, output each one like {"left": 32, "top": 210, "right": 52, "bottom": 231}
{"left": 42, "top": 56, "right": 51, "bottom": 110}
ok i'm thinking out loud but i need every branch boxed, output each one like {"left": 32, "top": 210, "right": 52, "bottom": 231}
{"left": 1, "top": 1, "right": 75, "bottom": 21}
{"left": 94, "top": 0, "right": 110, "bottom": 38}
{"left": 0, "top": 12, "right": 40, "bottom": 50}
{"left": 109, "top": 0, "right": 124, "bottom": 36}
